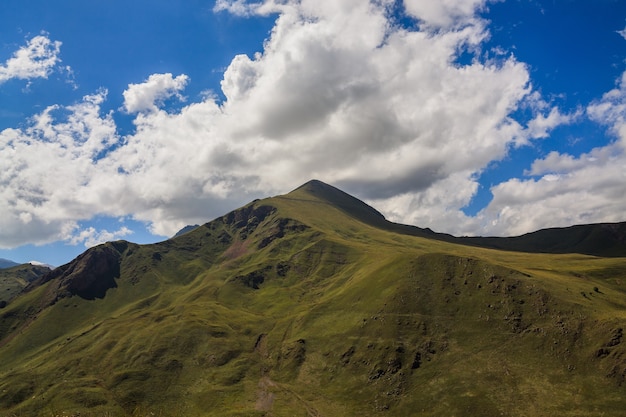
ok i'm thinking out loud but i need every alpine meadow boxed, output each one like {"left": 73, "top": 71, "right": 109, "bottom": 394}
{"left": 1, "top": 181, "right": 626, "bottom": 416}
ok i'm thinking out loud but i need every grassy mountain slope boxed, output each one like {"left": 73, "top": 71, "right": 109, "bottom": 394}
{"left": 0, "top": 263, "right": 51, "bottom": 307}
{"left": 1, "top": 181, "right": 626, "bottom": 416}
{"left": 296, "top": 180, "right": 626, "bottom": 257}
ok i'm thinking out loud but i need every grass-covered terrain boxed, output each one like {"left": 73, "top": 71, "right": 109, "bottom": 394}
{"left": 1, "top": 180, "right": 626, "bottom": 416}
{"left": 0, "top": 263, "right": 50, "bottom": 307}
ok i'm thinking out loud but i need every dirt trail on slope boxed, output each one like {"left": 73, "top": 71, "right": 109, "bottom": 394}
{"left": 254, "top": 333, "right": 323, "bottom": 416}
{"left": 255, "top": 376, "right": 276, "bottom": 412}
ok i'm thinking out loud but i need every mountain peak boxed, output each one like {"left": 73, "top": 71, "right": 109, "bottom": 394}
{"left": 288, "top": 179, "right": 387, "bottom": 227}
{"left": 293, "top": 179, "right": 339, "bottom": 192}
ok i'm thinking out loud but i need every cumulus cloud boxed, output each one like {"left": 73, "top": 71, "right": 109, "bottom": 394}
{"left": 214, "top": 0, "right": 258, "bottom": 16}
{"left": 480, "top": 160, "right": 626, "bottom": 236}
{"left": 477, "top": 69, "right": 626, "bottom": 236}
{"left": 0, "top": 34, "right": 63, "bottom": 84}
{"left": 123, "top": 73, "right": 189, "bottom": 114}
{"left": 521, "top": 106, "right": 581, "bottom": 143}
{"left": 1, "top": 0, "right": 603, "bottom": 247}
{"left": 404, "top": 0, "right": 490, "bottom": 29}
{"left": 0, "top": 90, "right": 118, "bottom": 248}
{"left": 67, "top": 226, "right": 133, "bottom": 248}
{"left": 587, "top": 71, "right": 626, "bottom": 130}
{"left": 216, "top": 1, "right": 530, "bottom": 196}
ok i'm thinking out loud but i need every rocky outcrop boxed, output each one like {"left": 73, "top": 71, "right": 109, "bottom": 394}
{"left": 32, "top": 241, "right": 129, "bottom": 303}
{"left": 222, "top": 204, "right": 277, "bottom": 240}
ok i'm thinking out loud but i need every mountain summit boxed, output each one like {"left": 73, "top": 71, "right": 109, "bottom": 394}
{"left": 1, "top": 180, "right": 626, "bottom": 416}
{"left": 290, "top": 179, "right": 387, "bottom": 223}
{"left": 292, "top": 180, "right": 626, "bottom": 257}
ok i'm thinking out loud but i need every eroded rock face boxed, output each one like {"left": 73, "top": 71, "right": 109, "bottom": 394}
{"left": 222, "top": 205, "right": 277, "bottom": 240}
{"left": 64, "top": 245, "right": 122, "bottom": 299}
{"left": 36, "top": 241, "right": 127, "bottom": 302}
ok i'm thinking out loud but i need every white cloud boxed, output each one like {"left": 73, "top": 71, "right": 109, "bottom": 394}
{"left": 480, "top": 159, "right": 626, "bottom": 236}
{"left": 123, "top": 73, "right": 189, "bottom": 114}
{"left": 1, "top": 0, "right": 598, "bottom": 247}
{"left": 370, "top": 171, "right": 482, "bottom": 236}
{"left": 66, "top": 226, "right": 133, "bottom": 248}
{"left": 522, "top": 106, "right": 581, "bottom": 142}
{"left": 587, "top": 71, "right": 626, "bottom": 130}
{"left": 0, "top": 34, "right": 63, "bottom": 84}
{"left": 476, "top": 68, "right": 626, "bottom": 236}
{"left": 214, "top": 0, "right": 258, "bottom": 16}
{"left": 108, "top": 0, "right": 538, "bottom": 236}
{"left": 618, "top": 26, "right": 626, "bottom": 41}
{"left": 0, "top": 90, "right": 119, "bottom": 248}
{"left": 403, "top": 0, "right": 490, "bottom": 30}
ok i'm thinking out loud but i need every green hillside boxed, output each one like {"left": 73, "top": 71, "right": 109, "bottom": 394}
{"left": 0, "top": 263, "right": 50, "bottom": 308}
{"left": 1, "top": 180, "right": 626, "bottom": 416}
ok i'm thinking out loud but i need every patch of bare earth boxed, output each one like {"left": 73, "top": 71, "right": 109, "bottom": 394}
{"left": 221, "top": 239, "right": 250, "bottom": 261}
{"left": 255, "top": 376, "right": 276, "bottom": 412}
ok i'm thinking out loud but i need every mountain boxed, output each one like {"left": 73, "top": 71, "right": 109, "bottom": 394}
{"left": 460, "top": 222, "right": 626, "bottom": 257}
{"left": 1, "top": 180, "right": 626, "bottom": 416}
{"left": 0, "top": 263, "right": 51, "bottom": 308}
{"left": 28, "top": 260, "right": 56, "bottom": 270}
{"left": 297, "top": 180, "right": 626, "bottom": 257}
{"left": 0, "top": 258, "right": 19, "bottom": 269}
{"left": 173, "top": 224, "right": 200, "bottom": 238}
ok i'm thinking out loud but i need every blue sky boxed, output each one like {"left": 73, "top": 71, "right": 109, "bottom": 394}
{"left": 1, "top": 0, "right": 626, "bottom": 266}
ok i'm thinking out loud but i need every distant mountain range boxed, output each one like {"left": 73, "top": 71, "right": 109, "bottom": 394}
{"left": 26, "top": 260, "right": 56, "bottom": 270}
{"left": 0, "top": 263, "right": 51, "bottom": 307}
{"left": 1, "top": 180, "right": 626, "bottom": 416}
{"left": 0, "top": 258, "right": 19, "bottom": 269}
{"left": 173, "top": 224, "right": 200, "bottom": 238}
{"left": 1, "top": 259, "right": 55, "bottom": 270}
